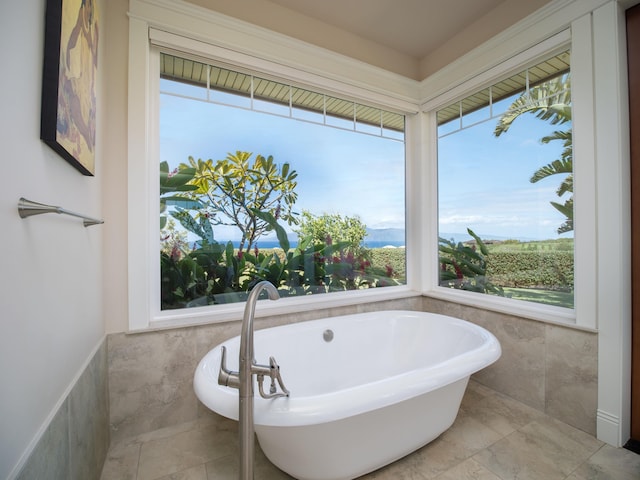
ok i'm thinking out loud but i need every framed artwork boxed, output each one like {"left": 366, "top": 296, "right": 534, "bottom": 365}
{"left": 41, "top": 0, "right": 99, "bottom": 176}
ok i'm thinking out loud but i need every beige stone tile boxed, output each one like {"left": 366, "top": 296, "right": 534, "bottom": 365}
{"left": 204, "top": 447, "right": 294, "bottom": 480}
{"left": 255, "top": 447, "right": 296, "bottom": 479}
{"left": 108, "top": 329, "right": 201, "bottom": 442}
{"left": 17, "top": 400, "right": 70, "bottom": 480}
{"left": 461, "top": 386, "right": 545, "bottom": 437}
{"left": 193, "top": 322, "right": 241, "bottom": 361}
{"left": 137, "top": 422, "right": 236, "bottom": 480}
{"left": 545, "top": 324, "right": 598, "bottom": 435}
{"left": 361, "top": 452, "right": 430, "bottom": 480}
{"left": 99, "top": 441, "right": 140, "bottom": 480}
{"left": 372, "top": 415, "right": 504, "bottom": 479}
{"left": 474, "top": 416, "right": 602, "bottom": 480}
{"left": 421, "top": 298, "right": 465, "bottom": 319}
{"left": 110, "top": 379, "right": 199, "bottom": 442}
{"left": 108, "top": 330, "right": 198, "bottom": 394}
{"left": 130, "top": 417, "right": 219, "bottom": 445}
{"left": 566, "top": 445, "right": 640, "bottom": 480}
{"left": 465, "top": 379, "right": 497, "bottom": 398}
{"left": 440, "top": 413, "right": 505, "bottom": 453}
{"left": 205, "top": 453, "right": 238, "bottom": 480}
{"left": 433, "top": 458, "right": 502, "bottom": 480}
{"left": 470, "top": 312, "right": 546, "bottom": 411}
{"left": 155, "top": 464, "right": 207, "bottom": 480}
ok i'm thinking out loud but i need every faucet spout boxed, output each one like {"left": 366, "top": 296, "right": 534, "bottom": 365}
{"left": 239, "top": 281, "right": 279, "bottom": 401}
{"left": 237, "top": 281, "right": 280, "bottom": 480}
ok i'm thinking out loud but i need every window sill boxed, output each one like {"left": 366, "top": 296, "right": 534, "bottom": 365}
{"left": 424, "top": 287, "right": 596, "bottom": 333}
{"left": 137, "top": 286, "right": 422, "bottom": 333}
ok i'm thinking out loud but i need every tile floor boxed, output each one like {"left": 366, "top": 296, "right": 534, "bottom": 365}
{"left": 100, "top": 380, "right": 640, "bottom": 480}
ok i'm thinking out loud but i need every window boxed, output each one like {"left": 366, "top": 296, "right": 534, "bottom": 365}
{"left": 158, "top": 53, "right": 406, "bottom": 310}
{"left": 436, "top": 51, "right": 574, "bottom": 309}
{"left": 128, "top": 2, "right": 601, "bottom": 332}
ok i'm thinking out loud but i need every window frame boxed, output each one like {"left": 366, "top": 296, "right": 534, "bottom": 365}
{"left": 127, "top": 6, "right": 421, "bottom": 331}
{"left": 420, "top": 28, "right": 597, "bottom": 330}
{"left": 127, "top": 0, "right": 599, "bottom": 333}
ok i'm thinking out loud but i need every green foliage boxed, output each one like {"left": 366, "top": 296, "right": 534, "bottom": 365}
{"left": 159, "top": 161, "right": 199, "bottom": 229}
{"left": 253, "top": 210, "right": 400, "bottom": 294}
{"left": 437, "top": 232, "right": 573, "bottom": 308}
{"left": 160, "top": 218, "right": 189, "bottom": 257}
{"left": 295, "top": 211, "right": 368, "bottom": 256}
{"left": 182, "top": 151, "right": 299, "bottom": 253}
{"left": 159, "top": 209, "right": 401, "bottom": 310}
{"left": 370, "top": 248, "right": 406, "bottom": 281}
{"left": 485, "top": 251, "right": 574, "bottom": 290}
{"left": 494, "top": 74, "right": 573, "bottom": 234}
{"left": 438, "top": 229, "right": 504, "bottom": 296}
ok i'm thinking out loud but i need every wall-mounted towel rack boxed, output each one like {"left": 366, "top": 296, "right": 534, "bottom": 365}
{"left": 18, "top": 197, "right": 104, "bottom": 227}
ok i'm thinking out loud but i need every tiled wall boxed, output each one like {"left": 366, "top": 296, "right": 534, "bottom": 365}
{"left": 423, "top": 297, "right": 598, "bottom": 435}
{"left": 107, "top": 295, "right": 597, "bottom": 444}
{"left": 107, "top": 297, "right": 423, "bottom": 443}
{"left": 16, "top": 339, "right": 110, "bottom": 480}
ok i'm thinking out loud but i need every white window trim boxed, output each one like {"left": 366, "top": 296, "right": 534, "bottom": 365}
{"left": 128, "top": 0, "right": 612, "bottom": 333}
{"left": 420, "top": 29, "right": 596, "bottom": 330}
{"left": 128, "top": 0, "right": 421, "bottom": 332}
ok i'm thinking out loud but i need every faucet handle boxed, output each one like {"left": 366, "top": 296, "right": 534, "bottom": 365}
{"left": 255, "top": 355, "right": 290, "bottom": 398}
{"left": 218, "top": 346, "right": 240, "bottom": 389}
{"left": 268, "top": 356, "right": 291, "bottom": 398}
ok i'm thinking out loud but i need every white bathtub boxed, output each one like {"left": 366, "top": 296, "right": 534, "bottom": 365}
{"left": 194, "top": 310, "right": 501, "bottom": 480}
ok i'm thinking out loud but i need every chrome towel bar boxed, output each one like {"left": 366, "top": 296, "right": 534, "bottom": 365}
{"left": 18, "top": 197, "right": 104, "bottom": 227}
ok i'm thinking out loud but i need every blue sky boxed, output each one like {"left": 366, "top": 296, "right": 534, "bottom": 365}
{"left": 438, "top": 109, "right": 570, "bottom": 241}
{"left": 160, "top": 92, "right": 405, "bottom": 241}
{"left": 161, "top": 85, "right": 571, "bottom": 243}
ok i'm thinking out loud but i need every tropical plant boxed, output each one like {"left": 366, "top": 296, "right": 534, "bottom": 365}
{"left": 159, "top": 160, "right": 198, "bottom": 229}
{"left": 160, "top": 215, "right": 400, "bottom": 309}
{"left": 183, "top": 151, "right": 299, "bottom": 254}
{"left": 494, "top": 74, "right": 573, "bottom": 233}
{"left": 159, "top": 154, "right": 400, "bottom": 310}
{"left": 439, "top": 228, "right": 504, "bottom": 296}
{"left": 253, "top": 210, "right": 400, "bottom": 294}
{"left": 295, "top": 210, "right": 368, "bottom": 256}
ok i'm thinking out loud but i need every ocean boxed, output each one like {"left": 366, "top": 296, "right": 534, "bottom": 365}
{"left": 219, "top": 240, "right": 406, "bottom": 249}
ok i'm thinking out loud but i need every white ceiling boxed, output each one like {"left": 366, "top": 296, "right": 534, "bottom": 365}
{"left": 266, "top": 0, "right": 510, "bottom": 59}
{"left": 189, "top": 0, "right": 554, "bottom": 78}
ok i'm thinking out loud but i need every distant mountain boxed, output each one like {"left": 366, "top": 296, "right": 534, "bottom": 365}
{"left": 439, "top": 232, "right": 540, "bottom": 243}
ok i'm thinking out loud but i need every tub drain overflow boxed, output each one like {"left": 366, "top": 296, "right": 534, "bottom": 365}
{"left": 323, "top": 329, "right": 334, "bottom": 342}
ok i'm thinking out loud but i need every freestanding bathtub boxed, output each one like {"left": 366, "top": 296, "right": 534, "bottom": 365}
{"left": 194, "top": 310, "right": 501, "bottom": 480}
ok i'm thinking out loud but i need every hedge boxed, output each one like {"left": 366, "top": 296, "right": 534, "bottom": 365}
{"left": 486, "top": 251, "right": 574, "bottom": 290}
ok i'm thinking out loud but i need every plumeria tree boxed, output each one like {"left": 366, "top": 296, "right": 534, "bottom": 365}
{"left": 181, "top": 151, "right": 299, "bottom": 253}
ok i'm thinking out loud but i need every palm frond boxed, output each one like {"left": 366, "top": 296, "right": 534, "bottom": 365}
{"left": 494, "top": 76, "right": 571, "bottom": 137}
{"left": 530, "top": 159, "right": 573, "bottom": 183}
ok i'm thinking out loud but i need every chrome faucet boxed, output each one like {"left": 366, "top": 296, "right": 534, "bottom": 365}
{"left": 217, "top": 281, "right": 290, "bottom": 480}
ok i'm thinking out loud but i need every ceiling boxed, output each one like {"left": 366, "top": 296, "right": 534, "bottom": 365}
{"left": 188, "top": 0, "right": 554, "bottom": 79}
{"left": 266, "top": 0, "right": 517, "bottom": 59}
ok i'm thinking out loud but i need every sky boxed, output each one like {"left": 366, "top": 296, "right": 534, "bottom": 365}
{"left": 160, "top": 88, "right": 405, "bottom": 242}
{"left": 160, "top": 82, "right": 571, "bottom": 243}
{"left": 438, "top": 108, "right": 571, "bottom": 241}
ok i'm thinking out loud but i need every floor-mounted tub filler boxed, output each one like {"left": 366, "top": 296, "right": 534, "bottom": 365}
{"left": 194, "top": 307, "right": 501, "bottom": 480}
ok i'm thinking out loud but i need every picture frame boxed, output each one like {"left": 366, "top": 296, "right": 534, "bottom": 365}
{"left": 41, "top": 0, "right": 99, "bottom": 176}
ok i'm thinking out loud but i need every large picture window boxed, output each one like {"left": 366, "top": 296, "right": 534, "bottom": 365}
{"left": 436, "top": 51, "right": 574, "bottom": 309}
{"left": 158, "top": 53, "right": 406, "bottom": 310}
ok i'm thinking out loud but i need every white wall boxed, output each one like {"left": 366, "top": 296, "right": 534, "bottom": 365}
{"left": 0, "top": 1, "right": 105, "bottom": 478}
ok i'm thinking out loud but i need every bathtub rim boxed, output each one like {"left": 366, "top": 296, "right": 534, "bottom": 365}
{"left": 194, "top": 310, "right": 501, "bottom": 427}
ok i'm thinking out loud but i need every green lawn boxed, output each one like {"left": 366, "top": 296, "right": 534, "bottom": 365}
{"left": 503, "top": 287, "right": 574, "bottom": 308}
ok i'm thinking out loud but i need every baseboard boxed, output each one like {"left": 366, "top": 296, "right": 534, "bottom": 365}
{"left": 597, "top": 409, "right": 623, "bottom": 447}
